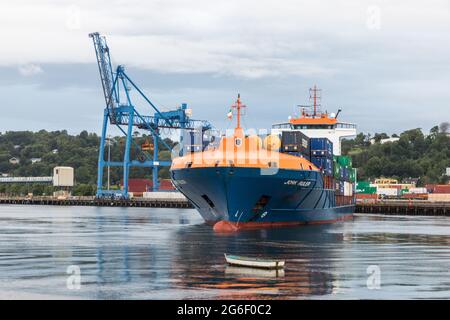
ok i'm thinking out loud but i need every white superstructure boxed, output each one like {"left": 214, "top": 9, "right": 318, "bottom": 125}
{"left": 271, "top": 121, "right": 356, "bottom": 155}
{"left": 270, "top": 86, "right": 356, "bottom": 155}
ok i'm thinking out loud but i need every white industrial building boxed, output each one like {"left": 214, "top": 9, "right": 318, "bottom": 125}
{"left": 53, "top": 167, "right": 74, "bottom": 187}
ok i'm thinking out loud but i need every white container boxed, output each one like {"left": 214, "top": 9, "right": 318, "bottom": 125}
{"left": 344, "top": 182, "right": 353, "bottom": 196}
{"left": 142, "top": 191, "right": 186, "bottom": 200}
{"left": 53, "top": 167, "right": 74, "bottom": 187}
{"left": 428, "top": 193, "right": 450, "bottom": 202}
{"left": 376, "top": 188, "right": 398, "bottom": 196}
{"left": 409, "top": 187, "right": 427, "bottom": 194}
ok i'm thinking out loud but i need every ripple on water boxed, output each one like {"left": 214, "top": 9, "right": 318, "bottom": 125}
{"left": 0, "top": 205, "right": 449, "bottom": 299}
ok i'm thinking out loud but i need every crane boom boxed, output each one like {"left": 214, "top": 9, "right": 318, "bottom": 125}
{"left": 89, "top": 32, "right": 117, "bottom": 123}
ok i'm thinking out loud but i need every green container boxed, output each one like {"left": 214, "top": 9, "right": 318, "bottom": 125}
{"left": 356, "top": 181, "right": 370, "bottom": 188}
{"left": 357, "top": 181, "right": 370, "bottom": 189}
{"left": 400, "top": 189, "right": 409, "bottom": 195}
{"left": 356, "top": 181, "right": 375, "bottom": 194}
{"left": 365, "top": 187, "right": 377, "bottom": 194}
{"left": 349, "top": 168, "right": 356, "bottom": 182}
{"left": 357, "top": 186, "right": 377, "bottom": 194}
{"left": 333, "top": 163, "right": 341, "bottom": 178}
{"left": 337, "top": 155, "right": 352, "bottom": 167}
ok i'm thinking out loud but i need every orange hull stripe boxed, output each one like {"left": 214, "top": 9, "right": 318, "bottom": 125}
{"left": 213, "top": 214, "right": 354, "bottom": 232}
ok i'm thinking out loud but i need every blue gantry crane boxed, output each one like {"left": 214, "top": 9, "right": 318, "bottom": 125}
{"left": 89, "top": 32, "right": 211, "bottom": 198}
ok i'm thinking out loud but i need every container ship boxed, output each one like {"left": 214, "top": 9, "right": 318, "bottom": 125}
{"left": 170, "top": 86, "right": 357, "bottom": 231}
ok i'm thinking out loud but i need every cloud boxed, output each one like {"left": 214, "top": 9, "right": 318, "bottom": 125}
{"left": 18, "top": 64, "right": 44, "bottom": 76}
{"left": 0, "top": 0, "right": 449, "bottom": 133}
{"left": 1, "top": 0, "right": 449, "bottom": 79}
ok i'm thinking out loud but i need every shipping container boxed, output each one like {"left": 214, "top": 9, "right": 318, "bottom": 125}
{"left": 336, "top": 155, "right": 352, "bottom": 167}
{"left": 121, "top": 178, "right": 175, "bottom": 192}
{"left": 408, "top": 187, "right": 427, "bottom": 194}
{"left": 310, "top": 138, "right": 333, "bottom": 158}
{"left": 142, "top": 191, "right": 186, "bottom": 200}
{"left": 333, "top": 163, "right": 341, "bottom": 179}
{"left": 376, "top": 188, "right": 399, "bottom": 196}
{"left": 310, "top": 157, "right": 333, "bottom": 176}
{"left": 344, "top": 181, "right": 353, "bottom": 196}
{"left": 342, "top": 166, "right": 349, "bottom": 180}
{"left": 401, "top": 193, "right": 428, "bottom": 200}
{"left": 339, "top": 166, "right": 345, "bottom": 180}
{"left": 356, "top": 193, "right": 377, "bottom": 200}
{"left": 183, "top": 130, "right": 203, "bottom": 153}
{"left": 348, "top": 168, "right": 356, "bottom": 182}
{"left": 432, "top": 185, "right": 450, "bottom": 194}
{"left": 356, "top": 186, "right": 377, "bottom": 194}
{"left": 357, "top": 181, "right": 370, "bottom": 189}
{"left": 281, "top": 131, "right": 310, "bottom": 155}
{"left": 428, "top": 193, "right": 450, "bottom": 202}
{"left": 400, "top": 188, "right": 409, "bottom": 195}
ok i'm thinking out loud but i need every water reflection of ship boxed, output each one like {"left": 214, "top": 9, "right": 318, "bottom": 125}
{"left": 172, "top": 224, "right": 346, "bottom": 299}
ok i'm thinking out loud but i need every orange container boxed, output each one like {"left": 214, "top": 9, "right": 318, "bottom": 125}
{"left": 356, "top": 194, "right": 377, "bottom": 200}
{"left": 433, "top": 185, "right": 450, "bottom": 194}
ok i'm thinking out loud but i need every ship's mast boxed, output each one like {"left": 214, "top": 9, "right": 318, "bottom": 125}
{"left": 232, "top": 94, "right": 246, "bottom": 129}
{"left": 309, "top": 85, "right": 321, "bottom": 118}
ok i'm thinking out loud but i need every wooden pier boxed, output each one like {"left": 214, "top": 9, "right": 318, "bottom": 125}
{"left": 356, "top": 201, "right": 450, "bottom": 216}
{"left": 0, "top": 196, "right": 193, "bottom": 209}
{"left": 1, "top": 197, "right": 450, "bottom": 216}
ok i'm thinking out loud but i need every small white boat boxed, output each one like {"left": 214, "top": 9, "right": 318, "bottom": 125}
{"left": 224, "top": 254, "right": 285, "bottom": 269}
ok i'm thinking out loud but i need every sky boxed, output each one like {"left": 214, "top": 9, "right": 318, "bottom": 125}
{"left": 1, "top": 0, "right": 450, "bottom": 136}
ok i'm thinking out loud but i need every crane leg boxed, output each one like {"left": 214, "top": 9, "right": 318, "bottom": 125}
{"left": 96, "top": 109, "right": 109, "bottom": 197}
{"left": 122, "top": 109, "right": 135, "bottom": 198}
{"left": 153, "top": 136, "right": 159, "bottom": 191}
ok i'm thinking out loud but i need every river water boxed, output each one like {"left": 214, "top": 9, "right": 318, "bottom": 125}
{"left": 0, "top": 205, "right": 449, "bottom": 299}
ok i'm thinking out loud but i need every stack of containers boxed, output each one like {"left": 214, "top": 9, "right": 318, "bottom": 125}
{"left": 334, "top": 155, "right": 355, "bottom": 199}
{"left": 356, "top": 181, "right": 377, "bottom": 201}
{"left": 333, "top": 156, "right": 342, "bottom": 196}
{"left": 309, "top": 138, "right": 333, "bottom": 176}
{"left": 426, "top": 184, "right": 450, "bottom": 202}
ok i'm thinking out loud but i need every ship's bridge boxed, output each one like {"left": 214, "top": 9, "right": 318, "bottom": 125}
{"left": 271, "top": 117, "right": 356, "bottom": 155}
{"left": 270, "top": 86, "right": 357, "bottom": 155}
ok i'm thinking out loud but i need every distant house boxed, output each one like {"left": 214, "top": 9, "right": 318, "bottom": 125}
{"left": 370, "top": 137, "right": 400, "bottom": 145}
{"left": 1, "top": 173, "right": 9, "bottom": 177}
{"left": 9, "top": 157, "right": 20, "bottom": 165}
{"left": 52, "top": 149, "right": 58, "bottom": 154}
{"left": 31, "top": 158, "right": 42, "bottom": 164}
{"left": 402, "top": 177, "right": 419, "bottom": 186}
{"left": 13, "top": 145, "right": 21, "bottom": 150}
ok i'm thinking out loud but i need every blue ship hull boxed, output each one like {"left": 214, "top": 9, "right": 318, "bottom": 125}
{"left": 171, "top": 167, "right": 355, "bottom": 229}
